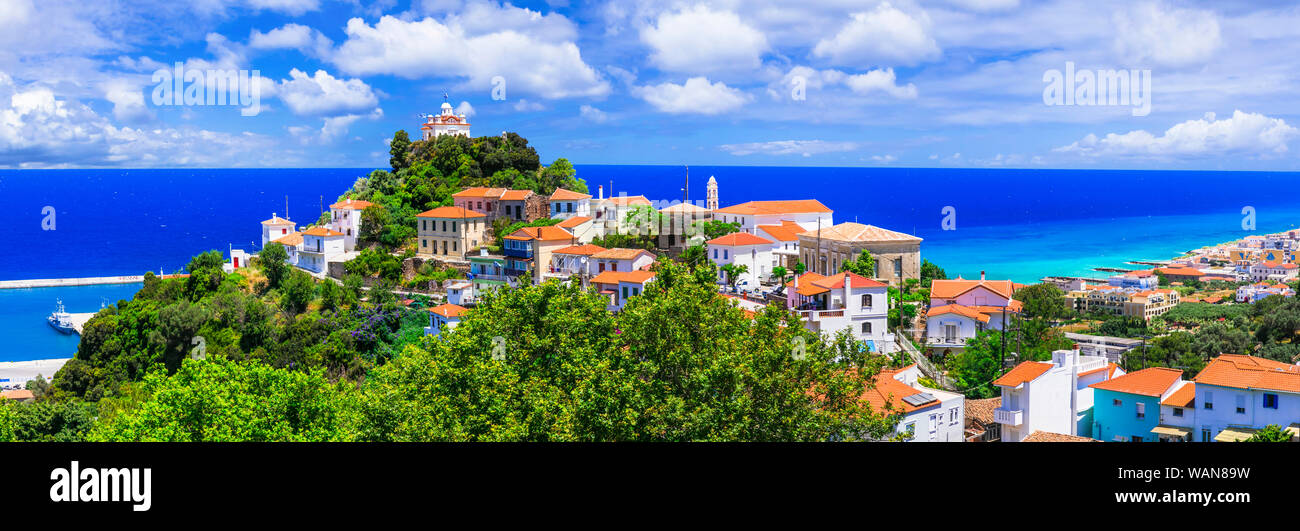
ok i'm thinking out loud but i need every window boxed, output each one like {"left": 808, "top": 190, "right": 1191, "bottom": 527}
{"left": 1136, "top": 402, "right": 1145, "bottom": 420}
{"left": 1113, "top": 398, "right": 1122, "bottom": 407}
{"left": 452, "top": 221, "right": 457, "bottom": 232}
{"left": 1264, "top": 393, "right": 1279, "bottom": 409}
{"left": 452, "top": 241, "right": 457, "bottom": 252}
{"left": 950, "top": 407, "right": 959, "bottom": 425}
{"left": 1173, "top": 407, "right": 1184, "bottom": 417}
{"left": 904, "top": 422, "right": 915, "bottom": 437}
{"left": 622, "top": 286, "right": 629, "bottom": 299}
{"left": 928, "top": 414, "right": 938, "bottom": 440}
{"left": 421, "top": 239, "right": 427, "bottom": 248}
{"left": 861, "top": 322, "right": 872, "bottom": 334}
{"left": 1204, "top": 391, "right": 1213, "bottom": 410}
{"left": 1235, "top": 395, "right": 1246, "bottom": 414}
{"left": 723, "top": 250, "right": 729, "bottom": 260}
{"left": 713, "top": 249, "right": 718, "bottom": 259}
{"left": 1201, "top": 428, "right": 1211, "bottom": 442}
{"left": 861, "top": 294, "right": 872, "bottom": 308}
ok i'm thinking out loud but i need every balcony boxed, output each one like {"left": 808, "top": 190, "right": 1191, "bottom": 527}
{"left": 503, "top": 247, "right": 533, "bottom": 259}
{"left": 799, "top": 309, "right": 845, "bottom": 321}
{"left": 926, "top": 335, "right": 968, "bottom": 347}
{"left": 993, "top": 408, "right": 1023, "bottom": 426}
{"left": 504, "top": 268, "right": 529, "bottom": 278}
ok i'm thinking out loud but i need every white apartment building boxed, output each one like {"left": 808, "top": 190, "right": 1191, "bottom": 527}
{"left": 994, "top": 348, "right": 1125, "bottom": 442}
{"left": 713, "top": 199, "right": 833, "bottom": 234}
{"left": 328, "top": 199, "right": 373, "bottom": 252}
{"left": 1189, "top": 355, "right": 1300, "bottom": 442}
{"left": 707, "top": 232, "right": 774, "bottom": 290}
{"left": 261, "top": 214, "right": 295, "bottom": 247}
{"left": 785, "top": 271, "right": 894, "bottom": 353}
{"left": 866, "top": 365, "right": 966, "bottom": 442}
{"left": 298, "top": 226, "right": 346, "bottom": 274}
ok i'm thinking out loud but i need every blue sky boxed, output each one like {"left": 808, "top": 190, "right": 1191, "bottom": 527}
{"left": 2, "top": 0, "right": 1299, "bottom": 170}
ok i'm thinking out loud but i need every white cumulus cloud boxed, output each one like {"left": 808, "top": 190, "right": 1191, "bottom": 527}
{"left": 276, "top": 69, "right": 379, "bottom": 116}
{"left": 1113, "top": 2, "right": 1221, "bottom": 67}
{"left": 1055, "top": 110, "right": 1298, "bottom": 159}
{"left": 812, "top": 2, "right": 940, "bottom": 67}
{"left": 845, "top": 68, "right": 918, "bottom": 99}
{"left": 641, "top": 6, "right": 768, "bottom": 74}
{"left": 635, "top": 77, "right": 750, "bottom": 115}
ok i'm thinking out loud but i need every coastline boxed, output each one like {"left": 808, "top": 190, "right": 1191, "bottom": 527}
{"left": 0, "top": 358, "right": 70, "bottom": 386}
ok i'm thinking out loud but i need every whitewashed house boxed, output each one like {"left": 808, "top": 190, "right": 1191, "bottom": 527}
{"left": 925, "top": 274, "right": 1022, "bottom": 356}
{"left": 1189, "top": 355, "right": 1300, "bottom": 442}
{"left": 864, "top": 364, "right": 966, "bottom": 442}
{"left": 328, "top": 199, "right": 373, "bottom": 252}
{"left": 994, "top": 348, "right": 1124, "bottom": 442}
{"left": 261, "top": 214, "right": 296, "bottom": 247}
{"left": 756, "top": 221, "right": 803, "bottom": 270}
{"left": 547, "top": 244, "right": 607, "bottom": 280}
{"left": 298, "top": 226, "right": 346, "bottom": 274}
{"left": 444, "top": 280, "right": 474, "bottom": 306}
{"left": 707, "top": 232, "right": 774, "bottom": 290}
{"left": 268, "top": 232, "right": 303, "bottom": 267}
{"left": 591, "top": 248, "right": 656, "bottom": 275}
{"left": 591, "top": 271, "right": 655, "bottom": 312}
{"left": 425, "top": 303, "right": 468, "bottom": 336}
{"left": 549, "top": 188, "right": 592, "bottom": 219}
{"left": 785, "top": 271, "right": 894, "bottom": 353}
{"left": 712, "top": 199, "right": 833, "bottom": 234}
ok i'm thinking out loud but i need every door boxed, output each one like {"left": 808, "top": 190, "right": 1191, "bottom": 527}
{"left": 233, "top": 257, "right": 239, "bottom": 268}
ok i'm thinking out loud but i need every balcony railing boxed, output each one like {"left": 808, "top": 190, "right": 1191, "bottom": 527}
{"left": 798, "top": 309, "right": 845, "bottom": 321}
{"left": 503, "top": 248, "right": 533, "bottom": 259}
{"left": 993, "top": 408, "right": 1023, "bottom": 426}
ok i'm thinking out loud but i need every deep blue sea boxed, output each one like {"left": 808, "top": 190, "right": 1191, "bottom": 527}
{"left": 2, "top": 166, "right": 1298, "bottom": 361}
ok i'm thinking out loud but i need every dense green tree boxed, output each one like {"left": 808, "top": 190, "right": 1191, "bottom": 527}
{"left": 1014, "top": 283, "right": 1069, "bottom": 321}
{"left": 694, "top": 220, "right": 740, "bottom": 240}
{"left": 920, "top": 259, "right": 947, "bottom": 288}
{"left": 680, "top": 244, "right": 709, "bottom": 271}
{"left": 280, "top": 270, "right": 316, "bottom": 315}
{"left": 260, "top": 242, "right": 289, "bottom": 288}
{"left": 840, "top": 249, "right": 876, "bottom": 278}
{"left": 946, "top": 330, "right": 1005, "bottom": 399}
{"left": 389, "top": 130, "right": 412, "bottom": 172}
{"left": 1, "top": 399, "right": 97, "bottom": 442}
{"left": 89, "top": 357, "right": 358, "bottom": 442}
{"left": 718, "top": 263, "right": 748, "bottom": 292}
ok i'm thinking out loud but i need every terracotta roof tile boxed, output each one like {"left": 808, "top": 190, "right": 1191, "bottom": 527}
{"left": 1089, "top": 367, "right": 1183, "bottom": 397}
{"left": 553, "top": 244, "right": 606, "bottom": 256}
{"left": 796, "top": 222, "right": 921, "bottom": 243}
{"left": 715, "top": 199, "right": 831, "bottom": 215}
{"left": 1193, "top": 354, "right": 1300, "bottom": 393}
{"left": 1023, "top": 431, "right": 1094, "bottom": 442}
{"left": 927, "top": 304, "right": 991, "bottom": 323}
{"left": 557, "top": 216, "right": 592, "bottom": 228}
{"left": 550, "top": 188, "right": 591, "bottom": 200}
{"left": 417, "top": 206, "right": 486, "bottom": 219}
{"left": 301, "top": 226, "right": 344, "bottom": 237}
{"left": 993, "top": 361, "right": 1054, "bottom": 387}
{"left": 591, "top": 248, "right": 654, "bottom": 260}
{"left": 428, "top": 303, "right": 468, "bottom": 318}
{"left": 330, "top": 199, "right": 373, "bottom": 210}
{"left": 707, "top": 232, "right": 774, "bottom": 246}
{"left": 1161, "top": 382, "right": 1196, "bottom": 407}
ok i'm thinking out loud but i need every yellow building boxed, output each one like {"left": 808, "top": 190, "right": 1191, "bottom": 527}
{"left": 416, "top": 206, "right": 488, "bottom": 260}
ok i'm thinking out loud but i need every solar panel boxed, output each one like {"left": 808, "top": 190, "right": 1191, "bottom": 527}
{"left": 902, "top": 393, "right": 937, "bottom": 406}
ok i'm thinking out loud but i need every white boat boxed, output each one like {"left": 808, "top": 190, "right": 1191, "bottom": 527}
{"left": 47, "top": 300, "right": 75, "bottom": 334}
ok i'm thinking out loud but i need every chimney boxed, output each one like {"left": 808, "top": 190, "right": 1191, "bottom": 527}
{"left": 980, "top": 270, "right": 986, "bottom": 281}
{"left": 844, "top": 272, "right": 852, "bottom": 311}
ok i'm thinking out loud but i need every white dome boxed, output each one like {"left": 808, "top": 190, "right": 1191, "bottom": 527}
{"left": 441, "top": 102, "right": 453, "bottom": 109}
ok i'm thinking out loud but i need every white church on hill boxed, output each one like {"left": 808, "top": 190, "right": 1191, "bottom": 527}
{"left": 421, "top": 96, "right": 471, "bottom": 140}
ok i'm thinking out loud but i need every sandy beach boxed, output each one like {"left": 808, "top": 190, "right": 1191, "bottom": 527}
{"left": 0, "top": 358, "right": 70, "bottom": 387}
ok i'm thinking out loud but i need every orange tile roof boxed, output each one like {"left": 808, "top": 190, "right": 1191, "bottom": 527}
{"left": 1193, "top": 354, "right": 1300, "bottom": 393}
{"left": 715, "top": 199, "right": 831, "bottom": 215}
{"left": 0, "top": 389, "right": 35, "bottom": 401}
{"left": 590, "top": 270, "right": 656, "bottom": 285}
{"left": 552, "top": 244, "right": 606, "bottom": 256}
{"left": 452, "top": 187, "right": 508, "bottom": 198}
{"left": 505, "top": 226, "right": 575, "bottom": 242}
{"left": 261, "top": 215, "right": 294, "bottom": 225}
{"left": 604, "top": 195, "right": 652, "bottom": 206}
{"left": 1161, "top": 382, "right": 1196, "bottom": 407}
{"left": 428, "top": 303, "right": 468, "bottom": 319}
{"left": 858, "top": 372, "right": 942, "bottom": 414}
{"left": 796, "top": 222, "right": 921, "bottom": 243}
{"left": 591, "top": 248, "right": 654, "bottom": 260}
{"left": 301, "top": 226, "right": 344, "bottom": 237}
{"left": 417, "top": 206, "right": 487, "bottom": 219}
{"left": 927, "top": 304, "right": 991, "bottom": 323}
{"left": 815, "top": 271, "right": 888, "bottom": 289}
{"left": 557, "top": 216, "right": 592, "bottom": 228}
{"left": 756, "top": 221, "right": 804, "bottom": 242}
{"left": 499, "top": 189, "right": 533, "bottom": 201}
{"left": 965, "top": 397, "right": 1002, "bottom": 425}
{"left": 659, "top": 202, "right": 711, "bottom": 213}
{"left": 550, "top": 188, "right": 591, "bottom": 200}
{"left": 707, "top": 232, "right": 773, "bottom": 246}
{"left": 330, "top": 199, "right": 373, "bottom": 210}
{"left": 993, "top": 361, "right": 1054, "bottom": 387}
{"left": 1023, "top": 431, "right": 1094, "bottom": 442}
{"left": 1089, "top": 367, "right": 1183, "bottom": 397}
{"left": 930, "top": 278, "right": 1016, "bottom": 300}
{"left": 1156, "top": 266, "right": 1203, "bottom": 277}
{"left": 271, "top": 232, "right": 303, "bottom": 247}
